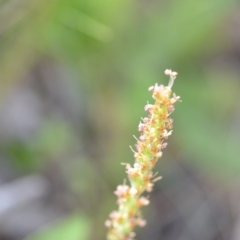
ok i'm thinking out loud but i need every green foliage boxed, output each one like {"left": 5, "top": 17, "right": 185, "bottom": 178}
{"left": 7, "top": 142, "right": 38, "bottom": 170}
{"left": 34, "top": 121, "right": 74, "bottom": 158}
{"left": 175, "top": 70, "right": 240, "bottom": 177}
{"left": 24, "top": 213, "right": 90, "bottom": 240}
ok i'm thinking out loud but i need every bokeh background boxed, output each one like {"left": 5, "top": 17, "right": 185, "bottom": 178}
{"left": 1, "top": 0, "right": 240, "bottom": 240}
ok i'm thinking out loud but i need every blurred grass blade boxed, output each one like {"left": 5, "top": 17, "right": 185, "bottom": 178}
{"left": 60, "top": 8, "right": 113, "bottom": 42}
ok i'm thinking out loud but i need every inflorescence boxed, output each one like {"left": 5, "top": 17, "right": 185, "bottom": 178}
{"left": 105, "top": 69, "right": 180, "bottom": 240}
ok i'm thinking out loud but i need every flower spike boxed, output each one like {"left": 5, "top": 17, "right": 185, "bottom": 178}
{"left": 106, "top": 70, "right": 180, "bottom": 240}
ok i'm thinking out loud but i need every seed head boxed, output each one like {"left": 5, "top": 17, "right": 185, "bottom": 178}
{"left": 106, "top": 70, "right": 180, "bottom": 240}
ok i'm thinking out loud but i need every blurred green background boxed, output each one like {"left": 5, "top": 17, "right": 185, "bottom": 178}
{"left": 1, "top": 0, "right": 240, "bottom": 240}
